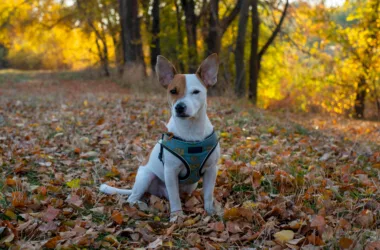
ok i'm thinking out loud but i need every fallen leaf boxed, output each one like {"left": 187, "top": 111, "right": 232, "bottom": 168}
{"left": 310, "top": 215, "right": 326, "bottom": 234}
{"left": 339, "top": 237, "right": 353, "bottom": 249}
{"left": 11, "top": 191, "right": 27, "bottom": 207}
{"left": 43, "top": 236, "right": 61, "bottom": 249}
{"left": 111, "top": 210, "right": 123, "bottom": 225}
{"left": 226, "top": 221, "right": 243, "bottom": 233}
{"left": 43, "top": 206, "right": 60, "bottom": 222}
{"left": 356, "top": 209, "right": 374, "bottom": 228}
{"left": 365, "top": 241, "right": 380, "bottom": 250}
{"left": 66, "top": 179, "right": 81, "bottom": 189}
{"left": 274, "top": 230, "right": 295, "bottom": 243}
{"left": 148, "top": 238, "right": 163, "bottom": 248}
{"left": 208, "top": 221, "right": 225, "bottom": 232}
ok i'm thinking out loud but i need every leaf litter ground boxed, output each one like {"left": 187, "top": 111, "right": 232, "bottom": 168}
{"left": 0, "top": 77, "right": 379, "bottom": 249}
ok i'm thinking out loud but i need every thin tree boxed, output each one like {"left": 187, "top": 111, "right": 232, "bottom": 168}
{"left": 249, "top": 0, "right": 289, "bottom": 104}
{"left": 205, "top": 0, "right": 242, "bottom": 56}
{"left": 119, "top": 0, "right": 145, "bottom": 71}
{"left": 150, "top": 0, "right": 160, "bottom": 72}
{"left": 181, "top": 0, "right": 198, "bottom": 72}
{"left": 174, "top": 0, "right": 185, "bottom": 72}
{"left": 234, "top": 0, "right": 251, "bottom": 98}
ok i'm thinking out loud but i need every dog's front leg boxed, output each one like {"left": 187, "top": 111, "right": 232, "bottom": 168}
{"left": 202, "top": 165, "right": 217, "bottom": 215}
{"left": 164, "top": 164, "right": 184, "bottom": 221}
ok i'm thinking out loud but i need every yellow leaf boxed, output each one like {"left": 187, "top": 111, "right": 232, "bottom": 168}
{"left": 66, "top": 179, "right": 80, "bottom": 189}
{"left": 250, "top": 161, "right": 257, "bottom": 166}
{"left": 83, "top": 100, "right": 88, "bottom": 107}
{"left": 5, "top": 209, "right": 17, "bottom": 220}
{"left": 242, "top": 201, "right": 257, "bottom": 209}
{"left": 184, "top": 219, "right": 196, "bottom": 226}
{"left": 55, "top": 126, "right": 63, "bottom": 132}
{"left": 373, "top": 163, "right": 380, "bottom": 169}
{"left": 274, "top": 230, "right": 295, "bottom": 243}
{"left": 220, "top": 132, "right": 229, "bottom": 138}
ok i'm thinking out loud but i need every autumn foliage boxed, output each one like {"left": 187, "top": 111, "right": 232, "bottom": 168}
{"left": 0, "top": 76, "right": 379, "bottom": 248}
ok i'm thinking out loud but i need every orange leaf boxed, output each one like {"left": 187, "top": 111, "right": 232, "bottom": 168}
{"left": 96, "top": 117, "right": 105, "bottom": 125}
{"left": 339, "top": 237, "right": 353, "bottom": 249}
{"left": 223, "top": 207, "right": 240, "bottom": 220}
{"left": 251, "top": 171, "right": 262, "bottom": 188}
{"left": 306, "top": 233, "right": 324, "bottom": 246}
{"left": 11, "top": 192, "right": 27, "bottom": 207}
{"left": 111, "top": 210, "right": 123, "bottom": 225}
{"left": 6, "top": 178, "right": 18, "bottom": 186}
{"left": 39, "top": 186, "right": 47, "bottom": 196}
{"left": 44, "top": 236, "right": 62, "bottom": 249}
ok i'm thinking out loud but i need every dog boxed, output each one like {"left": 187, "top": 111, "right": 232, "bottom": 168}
{"left": 100, "top": 54, "right": 220, "bottom": 221}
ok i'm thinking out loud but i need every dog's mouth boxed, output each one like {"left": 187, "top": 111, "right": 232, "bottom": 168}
{"left": 176, "top": 114, "right": 190, "bottom": 118}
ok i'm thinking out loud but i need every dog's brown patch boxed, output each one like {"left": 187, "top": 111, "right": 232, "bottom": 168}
{"left": 167, "top": 74, "right": 186, "bottom": 104}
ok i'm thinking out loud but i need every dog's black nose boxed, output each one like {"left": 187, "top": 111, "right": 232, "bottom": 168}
{"left": 175, "top": 102, "right": 186, "bottom": 114}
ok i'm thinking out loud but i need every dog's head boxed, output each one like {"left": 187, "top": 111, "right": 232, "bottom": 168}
{"left": 155, "top": 54, "right": 219, "bottom": 119}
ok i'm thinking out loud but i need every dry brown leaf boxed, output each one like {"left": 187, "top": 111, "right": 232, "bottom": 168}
{"left": 339, "top": 237, "right": 354, "bottom": 249}
{"left": 226, "top": 221, "right": 243, "bottom": 233}
{"left": 310, "top": 215, "right": 326, "bottom": 234}
{"left": 43, "top": 206, "right": 60, "bottom": 222}
{"left": 356, "top": 209, "right": 374, "bottom": 228}
{"left": 208, "top": 221, "right": 225, "bottom": 232}
{"left": 365, "top": 241, "right": 380, "bottom": 250}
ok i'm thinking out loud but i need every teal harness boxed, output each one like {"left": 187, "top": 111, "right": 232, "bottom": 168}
{"left": 158, "top": 131, "right": 219, "bottom": 185}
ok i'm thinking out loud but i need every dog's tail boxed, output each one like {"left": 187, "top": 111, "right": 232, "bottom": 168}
{"left": 99, "top": 184, "right": 132, "bottom": 195}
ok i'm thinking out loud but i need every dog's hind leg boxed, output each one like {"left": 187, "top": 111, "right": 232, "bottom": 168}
{"left": 126, "top": 166, "right": 156, "bottom": 203}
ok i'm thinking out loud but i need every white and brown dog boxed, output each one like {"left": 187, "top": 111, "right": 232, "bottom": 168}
{"left": 100, "top": 54, "right": 220, "bottom": 221}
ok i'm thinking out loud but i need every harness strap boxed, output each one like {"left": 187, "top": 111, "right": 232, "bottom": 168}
{"left": 159, "top": 143, "right": 191, "bottom": 180}
{"left": 158, "top": 134, "right": 165, "bottom": 164}
{"left": 198, "top": 138, "right": 220, "bottom": 177}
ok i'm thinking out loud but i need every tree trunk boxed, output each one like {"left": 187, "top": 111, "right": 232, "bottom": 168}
{"left": 354, "top": 76, "right": 367, "bottom": 119}
{"left": 150, "top": 0, "right": 160, "bottom": 72}
{"left": 205, "top": 0, "right": 242, "bottom": 56}
{"left": 205, "top": 0, "right": 221, "bottom": 56}
{"left": 248, "top": 0, "right": 289, "bottom": 104}
{"left": 234, "top": 0, "right": 251, "bottom": 98}
{"left": 174, "top": 0, "right": 185, "bottom": 72}
{"left": 119, "top": 0, "right": 145, "bottom": 70}
{"left": 181, "top": 0, "right": 198, "bottom": 72}
{"left": 249, "top": 0, "right": 259, "bottom": 103}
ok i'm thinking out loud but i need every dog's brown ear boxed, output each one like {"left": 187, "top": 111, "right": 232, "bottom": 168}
{"left": 196, "top": 53, "right": 219, "bottom": 87}
{"left": 156, "top": 56, "right": 177, "bottom": 88}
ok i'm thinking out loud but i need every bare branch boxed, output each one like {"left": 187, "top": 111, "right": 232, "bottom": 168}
{"left": 258, "top": 0, "right": 289, "bottom": 61}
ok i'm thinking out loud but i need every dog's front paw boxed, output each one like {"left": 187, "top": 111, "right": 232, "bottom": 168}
{"left": 170, "top": 210, "right": 185, "bottom": 223}
{"left": 205, "top": 206, "right": 215, "bottom": 215}
{"left": 204, "top": 201, "right": 215, "bottom": 215}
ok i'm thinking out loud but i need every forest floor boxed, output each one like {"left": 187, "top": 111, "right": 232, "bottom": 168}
{"left": 0, "top": 71, "right": 379, "bottom": 249}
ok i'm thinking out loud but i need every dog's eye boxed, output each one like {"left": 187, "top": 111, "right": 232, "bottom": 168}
{"left": 192, "top": 90, "right": 200, "bottom": 95}
{"left": 170, "top": 89, "right": 178, "bottom": 95}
